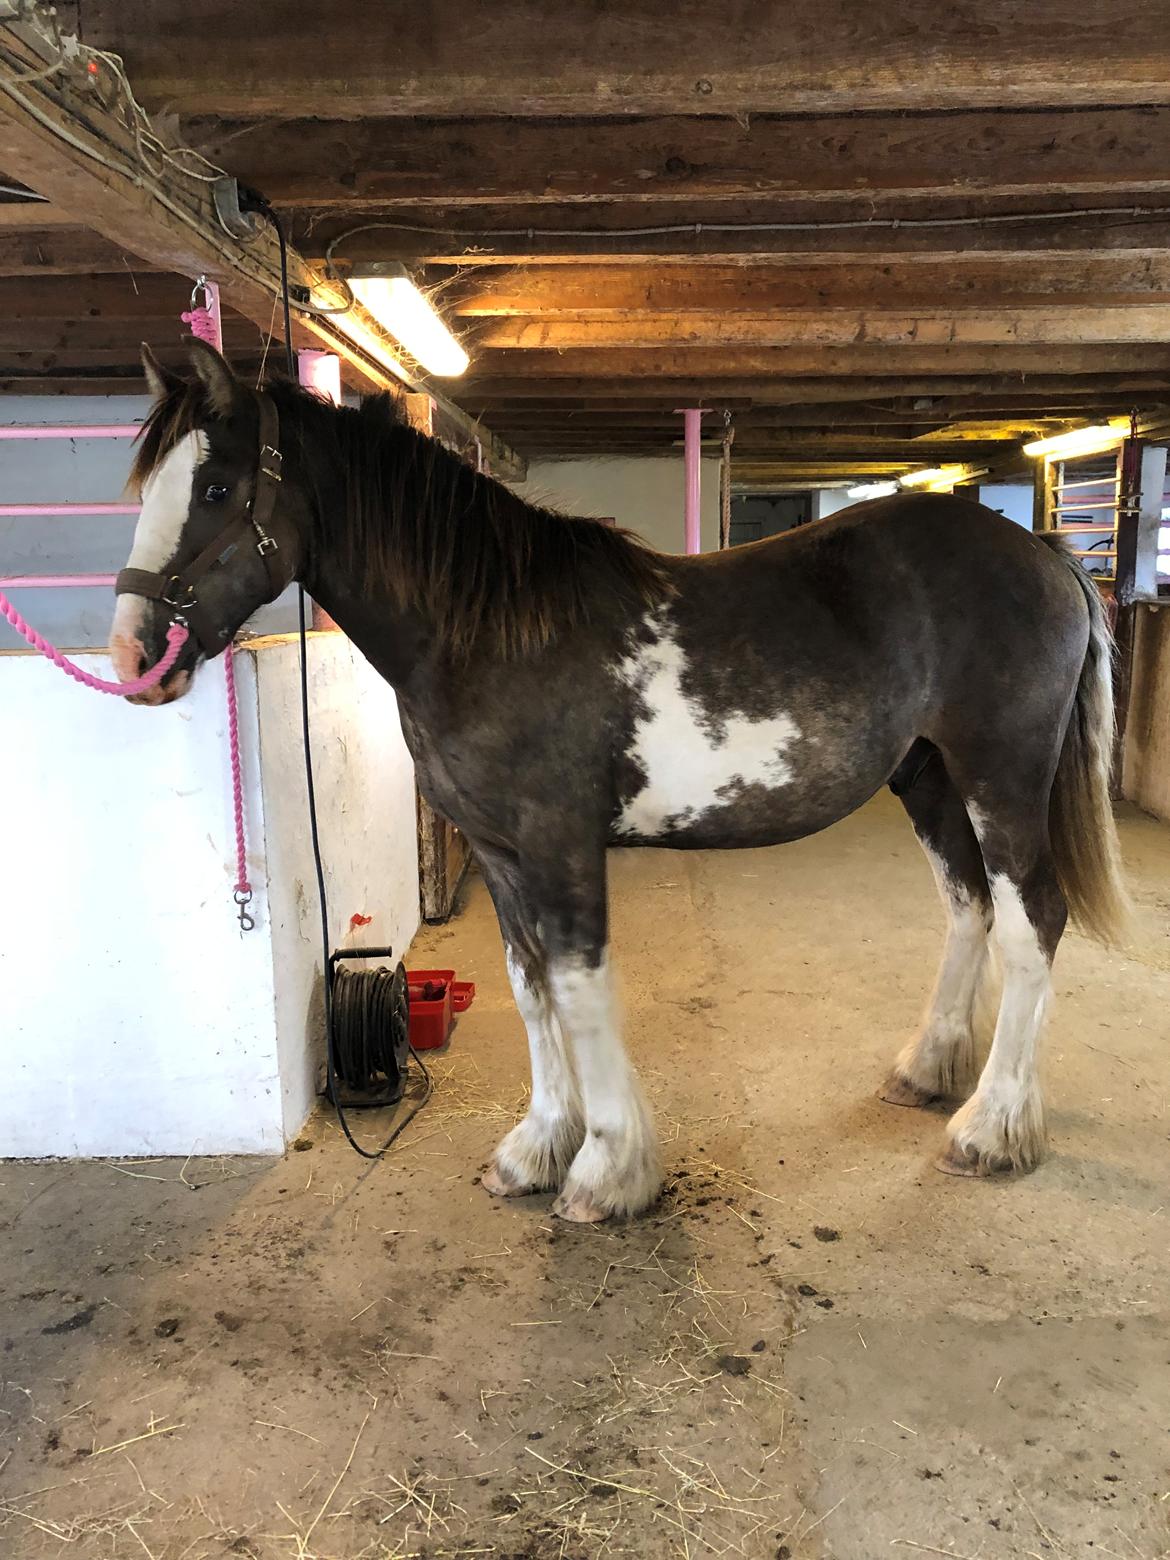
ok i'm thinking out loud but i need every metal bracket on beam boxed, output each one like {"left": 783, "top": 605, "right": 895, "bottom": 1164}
{"left": 212, "top": 178, "right": 264, "bottom": 242}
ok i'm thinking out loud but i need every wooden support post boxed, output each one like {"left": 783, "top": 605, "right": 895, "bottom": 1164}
{"left": 1113, "top": 439, "right": 1168, "bottom": 788}
{"left": 1032, "top": 457, "right": 1055, "bottom": 531}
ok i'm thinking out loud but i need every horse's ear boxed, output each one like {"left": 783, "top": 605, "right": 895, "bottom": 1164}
{"left": 140, "top": 342, "right": 183, "bottom": 402}
{"left": 187, "top": 337, "right": 239, "bottom": 417}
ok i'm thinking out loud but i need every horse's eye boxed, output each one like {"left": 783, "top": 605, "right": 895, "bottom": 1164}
{"left": 204, "top": 483, "right": 230, "bottom": 503}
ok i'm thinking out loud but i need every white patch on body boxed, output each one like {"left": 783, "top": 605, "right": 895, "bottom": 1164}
{"left": 484, "top": 949, "right": 584, "bottom": 1195}
{"left": 546, "top": 952, "right": 661, "bottom": 1222}
{"left": 109, "top": 431, "right": 206, "bottom": 681}
{"left": 945, "top": 872, "right": 1049, "bottom": 1169}
{"left": 616, "top": 615, "right": 800, "bottom": 837}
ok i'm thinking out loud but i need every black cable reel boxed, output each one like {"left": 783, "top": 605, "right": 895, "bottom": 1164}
{"left": 326, "top": 948, "right": 413, "bottom": 1107}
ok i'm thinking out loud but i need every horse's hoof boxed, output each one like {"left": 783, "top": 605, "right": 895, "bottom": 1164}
{"left": 481, "top": 1162, "right": 536, "bottom": 1198}
{"left": 934, "top": 1142, "right": 996, "bottom": 1178}
{"left": 880, "top": 1072, "right": 940, "bottom": 1109}
{"left": 552, "top": 1190, "right": 611, "bottom": 1224}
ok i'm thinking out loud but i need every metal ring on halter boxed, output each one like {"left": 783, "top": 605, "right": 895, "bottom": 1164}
{"left": 161, "top": 576, "right": 197, "bottom": 610}
{"left": 190, "top": 276, "right": 213, "bottom": 312}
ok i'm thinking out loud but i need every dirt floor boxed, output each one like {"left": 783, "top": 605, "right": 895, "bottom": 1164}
{"left": 2, "top": 791, "right": 1168, "bottom": 1560}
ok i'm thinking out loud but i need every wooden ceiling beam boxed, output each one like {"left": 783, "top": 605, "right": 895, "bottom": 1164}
{"left": 0, "top": 21, "right": 524, "bottom": 474}
{"left": 0, "top": 227, "right": 162, "bottom": 275}
{"left": 462, "top": 374, "right": 1170, "bottom": 404}
{"left": 183, "top": 107, "right": 1170, "bottom": 208}
{"left": 75, "top": 1, "right": 1170, "bottom": 117}
{"left": 467, "top": 345, "right": 1170, "bottom": 379}
{"left": 301, "top": 204, "right": 1170, "bottom": 264}
{"left": 473, "top": 308, "right": 1170, "bottom": 351}
{"left": 448, "top": 256, "right": 1170, "bottom": 316}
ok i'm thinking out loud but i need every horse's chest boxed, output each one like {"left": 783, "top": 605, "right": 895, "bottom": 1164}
{"left": 613, "top": 621, "right": 801, "bottom": 839}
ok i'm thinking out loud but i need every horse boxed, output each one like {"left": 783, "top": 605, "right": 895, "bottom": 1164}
{"left": 109, "top": 340, "right": 1128, "bottom": 1223}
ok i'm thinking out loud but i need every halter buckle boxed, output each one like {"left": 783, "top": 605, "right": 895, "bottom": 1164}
{"left": 161, "top": 576, "right": 197, "bottom": 610}
{"left": 260, "top": 444, "right": 283, "bottom": 482}
{"left": 256, "top": 533, "right": 279, "bottom": 556}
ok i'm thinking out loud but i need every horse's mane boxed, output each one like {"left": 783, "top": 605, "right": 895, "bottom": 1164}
{"left": 132, "top": 378, "right": 672, "bottom": 661}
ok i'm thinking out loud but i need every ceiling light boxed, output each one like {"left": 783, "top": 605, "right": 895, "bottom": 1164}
{"left": 899, "top": 466, "right": 958, "bottom": 488}
{"left": 1022, "top": 422, "right": 1128, "bottom": 459}
{"left": 848, "top": 481, "right": 900, "bottom": 499}
{"left": 349, "top": 263, "right": 469, "bottom": 378}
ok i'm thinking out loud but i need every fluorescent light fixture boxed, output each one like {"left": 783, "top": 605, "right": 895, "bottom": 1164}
{"left": 899, "top": 464, "right": 987, "bottom": 492}
{"left": 349, "top": 263, "right": 469, "bottom": 378}
{"left": 899, "top": 466, "right": 958, "bottom": 488}
{"left": 848, "top": 481, "right": 900, "bottom": 499}
{"left": 1021, "top": 421, "right": 1128, "bottom": 459}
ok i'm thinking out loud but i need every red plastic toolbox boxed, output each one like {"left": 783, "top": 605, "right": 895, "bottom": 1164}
{"left": 406, "top": 969, "right": 476, "bottom": 1050}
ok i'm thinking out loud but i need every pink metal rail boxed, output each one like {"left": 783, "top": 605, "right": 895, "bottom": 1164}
{"left": 1, "top": 420, "right": 141, "bottom": 586}
{"left": 0, "top": 574, "right": 116, "bottom": 588}
{"left": 0, "top": 424, "right": 140, "bottom": 440}
{"left": 0, "top": 503, "right": 139, "bottom": 516}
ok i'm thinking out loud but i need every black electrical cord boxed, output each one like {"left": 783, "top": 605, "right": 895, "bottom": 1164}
{"left": 248, "top": 191, "right": 433, "bottom": 1158}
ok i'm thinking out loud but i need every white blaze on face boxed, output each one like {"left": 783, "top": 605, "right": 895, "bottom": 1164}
{"left": 109, "top": 431, "right": 207, "bottom": 683}
{"left": 616, "top": 615, "right": 799, "bottom": 836}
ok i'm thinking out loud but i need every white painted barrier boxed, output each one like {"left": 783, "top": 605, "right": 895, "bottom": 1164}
{"left": 0, "top": 634, "right": 419, "bottom": 1158}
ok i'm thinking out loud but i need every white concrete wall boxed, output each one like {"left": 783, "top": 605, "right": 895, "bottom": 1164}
{"left": 812, "top": 489, "right": 857, "bottom": 520}
{"left": 978, "top": 483, "right": 1034, "bottom": 528}
{"left": 512, "top": 455, "right": 722, "bottom": 553}
{"left": 253, "top": 635, "right": 421, "bottom": 1138}
{"left": 0, "top": 634, "right": 419, "bottom": 1158}
{"left": 0, "top": 394, "right": 298, "bottom": 650}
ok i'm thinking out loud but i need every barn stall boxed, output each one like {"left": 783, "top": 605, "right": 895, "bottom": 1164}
{"left": 1, "top": 6, "right": 1169, "bottom": 1557}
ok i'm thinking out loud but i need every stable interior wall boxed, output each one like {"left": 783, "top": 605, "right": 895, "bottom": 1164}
{"left": 0, "top": 395, "right": 299, "bottom": 650}
{"left": 512, "top": 456, "right": 721, "bottom": 553}
{"left": 1123, "top": 602, "right": 1170, "bottom": 822}
{"left": 0, "top": 634, "right": 419, "bottom": 1158}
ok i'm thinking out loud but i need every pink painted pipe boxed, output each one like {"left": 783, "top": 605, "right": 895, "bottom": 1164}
{"left": 0, "top": 503, "right": 139, "bottom": 516}
{"left": 0, "top": 574, "right": 116, "bottom": 588}
{"left": 0, "top": 424, "right": 141, "bottom": 440}
{"left": 682, "top": 407, "right": 704, "bottom": 554}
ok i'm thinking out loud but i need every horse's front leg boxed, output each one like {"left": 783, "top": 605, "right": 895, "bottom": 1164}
{"left": 479, "top": 843, "right": 662, "bottom": 1221}
{"left": 476, "top": 849, "right": 585, "bottom": 1197}
{"left": 547, "top": 948, "right": 662, "bottom": 1223}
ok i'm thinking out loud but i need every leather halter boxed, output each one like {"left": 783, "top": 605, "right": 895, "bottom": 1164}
{"left": 115, "top": 394, "right": 292, "bottom": 656}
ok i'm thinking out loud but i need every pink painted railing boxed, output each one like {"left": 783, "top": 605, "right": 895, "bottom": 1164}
{"left": 0, "top": 575, "right": 117, "bottom": 588}
{"left": 0, "top": 503, "right": 140, "bottom": 516}
{"left": 0, "top": 424, "right": 141, "bottom": 440}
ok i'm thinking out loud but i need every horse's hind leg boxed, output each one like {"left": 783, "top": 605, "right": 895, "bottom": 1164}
{"left": 936, "top": 772, "right": 1067, "bottom": 1176}
{"left": 476, "top": 848, "right": 585, "bottom": 1197}
{"left": 882, "top": 745, "right": 992, "bottom": 1108}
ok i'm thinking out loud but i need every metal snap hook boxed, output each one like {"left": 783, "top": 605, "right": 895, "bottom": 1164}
{"left": 234, "top": 887, "right": 255, "bottom": 932}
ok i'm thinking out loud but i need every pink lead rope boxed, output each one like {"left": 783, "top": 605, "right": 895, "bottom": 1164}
{"left": 0, "top": 589, "right": 189, "bottom": 694}
{"left": 2, "top": 275, "right": 256, "bottom": 930}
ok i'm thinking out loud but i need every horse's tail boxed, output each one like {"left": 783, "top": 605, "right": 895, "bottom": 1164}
{"left": 1038, "top": 533, "right": 1130, "bottom": 945}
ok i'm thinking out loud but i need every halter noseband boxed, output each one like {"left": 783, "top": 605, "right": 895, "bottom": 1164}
{"left": 115, "top": 393, "right": 292, "bottom": 656}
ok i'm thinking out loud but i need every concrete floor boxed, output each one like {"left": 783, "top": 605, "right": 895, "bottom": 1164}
{"left": 2, "top": 792, "right": 1168, "bottom": 1560}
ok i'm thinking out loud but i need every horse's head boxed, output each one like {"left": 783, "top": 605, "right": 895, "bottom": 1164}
{"left": 110, "top": 340, "right": 304, "bottom": 704}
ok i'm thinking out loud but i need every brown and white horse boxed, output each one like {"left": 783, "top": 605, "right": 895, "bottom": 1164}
{"left": 110, "top": 342, "right": 1128, "bottom": 1222}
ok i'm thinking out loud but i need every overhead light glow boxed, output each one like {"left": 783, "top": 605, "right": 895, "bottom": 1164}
{"left": 1021, "top": 421, "right": 1128, "bottom": 460}
{"left": 848, "top": 481, "right": 900, "bottom": 499}
{"left": 899, "top": 466, "right": 960, "bottom": 489}
{"left": 350, "top": 265, "right": 469, "bottom": 378}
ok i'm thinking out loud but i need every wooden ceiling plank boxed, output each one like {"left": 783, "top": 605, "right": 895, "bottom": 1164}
{"left": 447, "top": 256, "right": 1170, "bottom": 316}
{"left": 183, "top": 107, "right": 1170, "bottom": 208}
{"left": 76, "top": 1, "right": 1170, "bottom": 116}
{"left": 474, "top": 307, "right": 1170, "bottom": 350}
